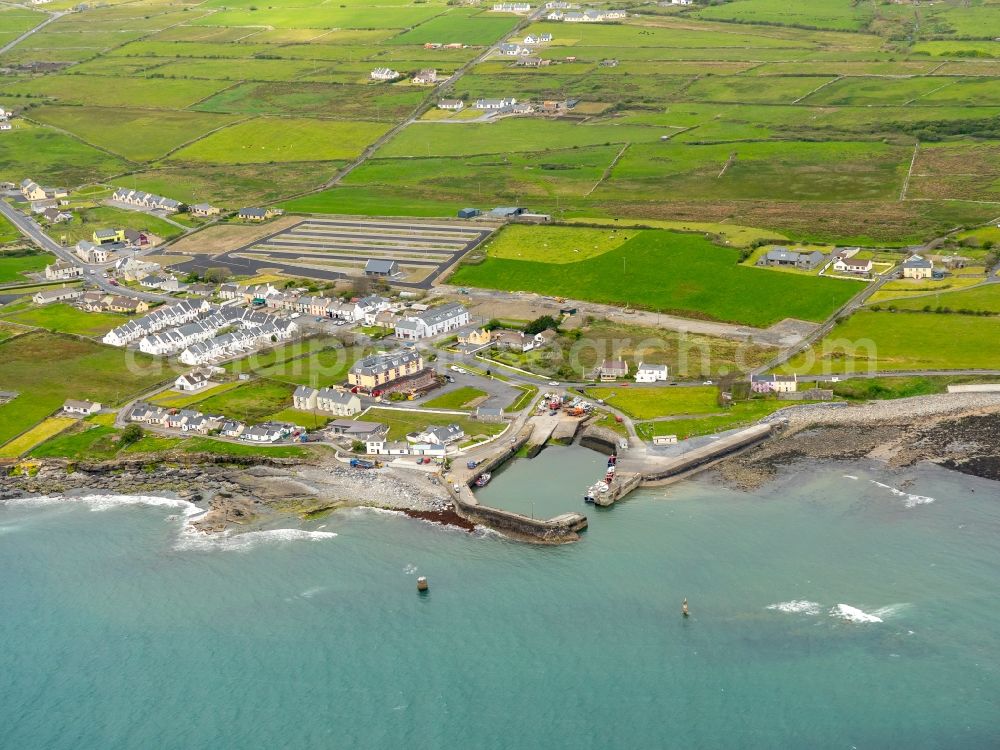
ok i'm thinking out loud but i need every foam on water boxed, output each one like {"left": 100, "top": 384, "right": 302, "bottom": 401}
{"left": 175, "top": 527, "right": 337, "bottom": 552}
{"left": 830, "top": 604, "right": 883, "bottom": 623}
{"left": 870, "top": 481, "right": 935, "bottom": 509}
{"left": 766, "top": 600, "right": 822, "bottom": 615}
{"left": 4, "top": 494, "right": 337, "bottom": 552}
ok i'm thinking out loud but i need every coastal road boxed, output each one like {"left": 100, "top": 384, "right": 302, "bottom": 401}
{"left": 0, "top": 199, "right": 174, "bottom": 304}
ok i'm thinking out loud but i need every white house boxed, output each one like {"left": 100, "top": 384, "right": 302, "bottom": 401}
{"left": 833, "top": 257, "right": 873, "bottom": 275}
{"left": 475, "top": 97, "right": 517, "bottom": 110}
{"left": 409, "top": 424, "right": 465, "bottom": 445}
{"left": 437, "top": 99, "right": 465, "bottom": 111}
{"left": 33, "top": 287, "right": 83, "bottom": 305}
{"left": 370, "top": 67, "right": 400, "bottom": 81}
{"left": 635, "top": 363, "right": 669, "bottom": 383}
{"left": 44, "top": 261, "right": 83, "bottom": 280}
{"left": 174, "top": 370, "right": 213, "bottom": 392}
{"left": 750, "top": 374, "right": 797, "bottom": 394}
{"left": 394, "top": 303, "right": 470, "bottom": 340}
{"left": 63, "top": 399, "right": 101, "bottom": 416}
{"left": 902, "top": 255, "right": 934, "bottom": 280}
{"left": 75, "top": 240, "right": 109, "bottom": 264}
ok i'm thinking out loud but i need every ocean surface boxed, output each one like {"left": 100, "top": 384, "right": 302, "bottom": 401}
{"left": 1, "top": 446, "right": 998, "bottom": 749}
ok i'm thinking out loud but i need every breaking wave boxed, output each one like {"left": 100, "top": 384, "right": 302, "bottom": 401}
{"left": 830, "top": 604, "right": 883, "bottom": 623}
{"left": 766, "top": 600, "right": 822, "bottom": 615}
{"left": 3, "top": 494, "right": 337, "bottom": 552}
{"left": 870, "top": 480, "right": 935, "bottom": 509}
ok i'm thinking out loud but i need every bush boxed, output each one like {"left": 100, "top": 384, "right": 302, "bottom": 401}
{"left": 119, "top": 424, "right": 144, "bottom": 447}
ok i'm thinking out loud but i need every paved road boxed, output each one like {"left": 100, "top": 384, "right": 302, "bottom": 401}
{"left": 0, "top": 199, "right": 174, "bottom": 303}
{"left": 0, "top": 10, "right": 66, "bottom": 56}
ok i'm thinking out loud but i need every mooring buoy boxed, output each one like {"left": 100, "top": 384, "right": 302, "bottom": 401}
{"left": 417, "top": 576, "right": 429, "bottom": 592}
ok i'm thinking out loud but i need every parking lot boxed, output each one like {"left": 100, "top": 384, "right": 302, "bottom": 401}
{"left": 169, "top": 218, "right": 494, "bottom": 289}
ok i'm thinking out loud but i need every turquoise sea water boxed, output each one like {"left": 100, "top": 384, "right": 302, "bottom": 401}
{"left": 1, "top": 447, "right": 998, "bottom": 749}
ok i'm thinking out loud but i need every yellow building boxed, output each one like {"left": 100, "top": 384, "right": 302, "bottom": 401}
{"left": 348, "top": 350, "right": 423, "bottom": 391}
{"left": 902, "top": 255, "right": 933, "bottom": 280}
{"left": 458, "top": 328, "right": 491, "bottom": 346}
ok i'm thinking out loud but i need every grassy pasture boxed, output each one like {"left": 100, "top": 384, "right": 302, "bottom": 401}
{"left": 885, "top": 284, "right": 1000, "bottom": 314}
{"left": 783, "top": 310, "right": 1000, "bottom": 374}
{"left": 480, "top": 225, "right": 634, "bottom": 263}
{"left": 802, "top": 76, "right": 956, "bottom": 106}
{"left": 0, "top": 331, "right": 173, "bottom": 449}
{"left": 191, "top": 378, "right": 297, "bottom": 424}
{"left": 281, "top": 186, "right": 459, "bottom": 217}
{"left": 360, "top": 407, "right": 506, "bottom": 442}
{"left": 678, "top": 76, "right": 836, "bottom": 104}
{"left": 600, "top": 141, "right": 908, "bottom": 203}
{"left": 169, "top": 117, "right": 390, "bottom": 163}
{"left": 7, "top": 74, "right": 229, "bottom": 109}
{"left": 29, "top": 105, "right": 242, "bottom": 161}
{"left": 190, "top": 4, "right": 443, "bottom": 30}
{"left": 0, "top": 416, "right": 77, "bottom": 459}
{"left": 421, "top": 386, "right": 489, "bottom": 410}
{"left": 0, "top": 253, "right": 48, "bottom": 283}
{"left": 0, "top": 303, "right": 129, "bottom": 337}
{"left": 378, "top": 119, "right": 670, "bottom": 158}
{"left": 390, "top": 8, "right": 516, "bottom": 46}
{"left": 586, "top": 386, "right": 720, "bottom": 420}
{"left": 637, "top": 399, "right": 792, "bottom": 440}
{"left": 694, "top": 0, "right": 873, "bottom": 31}
{"left": 452, "top": 230, "right": 863, "bottom": 326}
{"left": 0, "top": 123, "right": 131, "bottom": 187}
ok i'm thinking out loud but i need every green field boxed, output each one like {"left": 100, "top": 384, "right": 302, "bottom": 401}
{"left": 390, "top": 8, "right": 515, "bottom": 46}
{"left": 585, "top": 386, "right": 719, "bottom": 421}
{"left": 169, "top": 117, "right": 389, "bottom": 164}
{"left": 783, "top": 310, "right": 1000, "bottom": 374}
{"left": 361, "top": 407, "right": 506, "bottom": 442}
{"left": 192, "top": 378, "right": 297, "bottom": 424}
{"left": 0, "top": 303, "right": 130, "bottom": 337}
{"left": 0, "top": 331, "right": 174, "bottom": 449}
{"left": 636, "top": 399, "right": 794, "bottom": 440}
{"left": 0, "top": 252, "right": 48, "bottom": 283}
{"left": 885, "top": 284, "right": 1000, "bottom": 314}
{"left": 453, "top": 230, "right": 863, "bottom": 326}
{"left": 479, "top": 225, "right": 634, "bottom": 263}
{"left": 422, "top": 387, "right": 489, "bottom": 410}
{"left": 0, "top": 215, "right": 21, "bottom": 245}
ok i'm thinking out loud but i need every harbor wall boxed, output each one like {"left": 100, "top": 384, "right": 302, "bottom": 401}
{"left": 448, "top": 426, "right": 588, "bottom": 543}
{"left": 641, "top": 423, "right": 775, "bottom": 484}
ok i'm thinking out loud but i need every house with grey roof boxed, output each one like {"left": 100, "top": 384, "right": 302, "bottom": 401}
{"left": 394, "top": 303, "right": 470, "bottom": 340}
{"left": 365, "top": 259, "right": 400, "bottom": 278}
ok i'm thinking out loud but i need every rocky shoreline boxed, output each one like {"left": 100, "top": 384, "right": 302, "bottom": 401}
{"left": 716, "top": 393, "right": 1000, "bottom": 490}
{"left": 0, "top": 453, "right": 452, "bottom": 534}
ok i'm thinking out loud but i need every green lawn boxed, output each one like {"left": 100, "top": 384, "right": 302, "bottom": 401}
{"left": 480, "top": 225, "right": 635, "bottom": 264}
{"left": 453, "top": 230, "right": 864, "bottom": 326}
{"left": 361, "top": 407, "right": 506, "bottom": 442}
{"left": 422, "top": 387, "right": 489, "bottom": 410}
{"left": 0, "top": 253, "right": 48, "bottom": 283}
{"left": 585, "top": 386, "right": 719, "bottom": 421}
{"left": 783, "top": 310, "right": 1000, "bottom": 374}
{"left": 0, "top": 331, "right": 174, "bottom": 449}
{"left": 0, "top": 303, "right": 130, "bottom": 337}
{"left": 191, "top": 378, "right": 297, "bottom": 424}
{"left": 0, "top": 214, "right": 21, "bottom": 244}
{"left": 636, "top": 398, "right": 794, "bottom": 440}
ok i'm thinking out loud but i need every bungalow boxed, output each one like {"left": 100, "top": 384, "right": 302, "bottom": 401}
{"left": 412, "top": 69, "right": 438, "bottom": 85}
{"left": 492, "top": 329, "right": 534, "bottom": 353}
{"left": 516, "top": 56, "right": 544, "bottom": 68}
{"left": 476, "top": 406, "right": 504, "bottom": 423}
{"left": 902, "top": 255, "right": 934, "bottom": 280}
{"left": 492, "top": 2, "right": 532, "bottom": 12}
{"left": 220, "top": 420, "right": 245, "bottom": 438}
{"left": 833, "top": 256, "right": 873, "bottom": 275}
{"left": 394, "top": 302, "right": 470, "bottom": 339}
{"left": 34, "top": 287, "right": 83, "bottom": 305}
{"left": 370, "top": 67, "right": 400, "bottom": 81}
{"left": 80, "top": 291, "right": 110, "bottom": 311}
{"left": 475, "top": 97, "right": 517, "bottom": 110}
{"left": 45, "top": 261, "right": 83, "bottom": 280}
{"left": 499, "top": 43, "right": 526, "bottom": 56}
{"left": 241, "top": 424, "right": 283, "bottom": 443}
{"left": 93, "top": 228, "right": 126, "bottom": 245}
{"left": 174, "top": 370, "right": 212, "bottom": 392}
{"left": 366, "top": 440, "right": 410, "bottom": 456}
{"left": 750, "top": 374, "right": 797, "bottom": 394}
{"left": 438, "top": 99, "right": 465, "bottom": 111}
{"left": 598, "top": 359, "right": 628, "bottom": 381}
{"left": 63, "top": 399, "right": 101, "bottom": 416}
{"left": 365, "top": 258, "right": 399, "bottom": 278}
{"left": 524, "top": 34, "right": 551, "bottom": 44}
{"left": 189, "top": 203, "right": 220, "bottom": 217}
{"left": 635, "top": 362, "right": 669, "bottom": 383}
{"left": 123, "top": 228, "right": 150, "bottom": 248}
{"left": 106, "top": 295, "right": 148, "bottom": 314}
{"left": 326, "top": 419, "right": 388, "bottom": 441}
{"left": 410, "top": 424, "right": 465, "bottom": 445}
{"left": 42, "top": 206, "right": 72, "bottom": 223}
{"left": 238, "top": 207, "right": 271, "bottom": 222}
